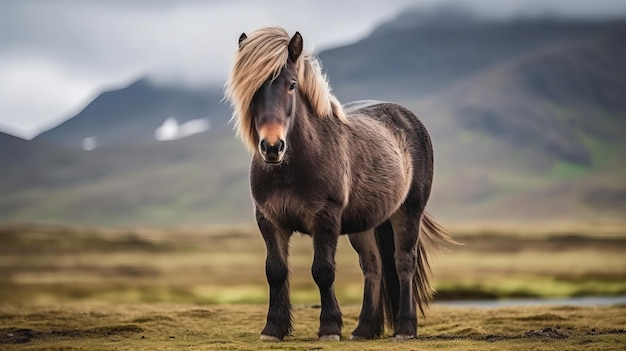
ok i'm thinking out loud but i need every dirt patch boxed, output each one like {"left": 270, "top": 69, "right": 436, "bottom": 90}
{"left": 605, "top": 328, "right": 626, "bottom": 334}
{"left": 176, "top": 309, "right": 215, "bottom": 319}
{"left": 1, "top": 328, "right": 42, "bottom": 344}
{"left": 515, "top": 313, "right": 567, "bottom": 321}
{"left": 523, "top": 327, "right": 568, "bottom": 339}
{"left": 0, "top": 324, "right": 143, "bottom": 344}
{"left": 130, "top": 314, "right": 176, "bottom": 323}
{"left": 419, "top": 327, "right": 571, "bottom": 343}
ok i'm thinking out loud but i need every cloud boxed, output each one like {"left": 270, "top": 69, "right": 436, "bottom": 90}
{"left": 0, "top": 0, "right": 420, "bottom": 86}
{"left": 0, "top": 0, "right": 625, "bottom": 138}
{"left": 0, "top": 0, "right": 420, "bottom": 137}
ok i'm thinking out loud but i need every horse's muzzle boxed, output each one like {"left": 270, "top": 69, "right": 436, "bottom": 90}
{"left": 259, "top": 138, "right": 285, "bottom": 164}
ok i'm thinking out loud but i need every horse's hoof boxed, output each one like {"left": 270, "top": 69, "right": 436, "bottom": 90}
{"left": 260, "top": 334, "right": 281, "bottom": 342}
{"left": 319, "top": 334, "right": 341, "bottom": 341}
{"left": 394, "top": 334, "right": 415, "bottom": 340}
{"left": 349, "top": 334, "right": 367, "bottom": 340}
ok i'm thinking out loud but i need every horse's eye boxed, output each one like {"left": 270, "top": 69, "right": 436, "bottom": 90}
{"left": 288, "top": 82, "right": 296, "bottom": 91}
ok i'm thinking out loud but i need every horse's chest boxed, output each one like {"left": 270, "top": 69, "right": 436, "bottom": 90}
{"left": 256, "top": 190, "right": 319, "bottom": 233}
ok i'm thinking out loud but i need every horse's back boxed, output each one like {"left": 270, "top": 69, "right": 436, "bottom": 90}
{"left": 344, "top": 101, "right": 432, "bottom": 153}
{"left": 344, "top": 100, "right": 425, "bottom": 134}
{"left": 344, "top": 99, "right": 435, "bottom": 207}
{"left": 342, "top": 100, "right": 388, "bottom": 114}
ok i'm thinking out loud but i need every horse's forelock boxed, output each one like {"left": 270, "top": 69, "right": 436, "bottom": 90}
{"left": 225, "top": 27, "right": 290, "bottom": 152}
{"left": 225, "top": 27, "right": 346, "bottom": 152}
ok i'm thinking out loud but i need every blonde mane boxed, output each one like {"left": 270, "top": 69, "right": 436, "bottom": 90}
{"left": 225, "top": 27, "right": 347, "bottom": 152}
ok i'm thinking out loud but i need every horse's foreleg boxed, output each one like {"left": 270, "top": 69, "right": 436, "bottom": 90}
{"left": 348, "top": 230, "right": 384, "bottom": 339}
{"left": 311, "top": 207, "right": 343, "bottom": 340}
{"left": 256, "top": 209, "right": 292, "bottom": 341}
{"left": 390, "top": 208, "right": 420, "bottom": 339}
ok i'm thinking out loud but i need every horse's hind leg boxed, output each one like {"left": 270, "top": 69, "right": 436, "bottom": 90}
{"left": 348, "top": 229, "right": 384, "bottom": 339}
{"left": 256, "top": 209, "right": 292, "bottom": 341}
{"left": 389, "top": 205, "right": 421, "bottom": 338}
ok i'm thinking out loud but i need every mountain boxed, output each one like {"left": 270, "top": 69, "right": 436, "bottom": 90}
{"left": 36, "top": 78, "right": 232, "bottom": 148}
{"left": 0, "top": 131, "right": 29, "bottom": 164}
{"left": 0, "top": 131, "right": 24, "bottom": 148}
{"left": 412, "top": 29, "right": 626, "bottom": 219}
{"left": 1, "top": 10, "right": 625, "bottom": 225}
{"left": 445, "top": 31, "right": 626, "bottom": 166}
{"left": 320, "top": 8, "right": 626, "bottom": 102}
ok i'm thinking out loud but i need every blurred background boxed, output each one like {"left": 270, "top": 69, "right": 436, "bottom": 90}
{"left": 0, "top": 0, "right": 625, "bottom": 306}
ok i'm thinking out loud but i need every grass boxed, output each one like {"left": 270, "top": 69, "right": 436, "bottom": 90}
{"left": 0, "top": 303, "right": 624, "bottom": 350}
{"left": 1, "top": 224, "right": 625, "bottom": 305}
{"left": 0, "top": 223, "right": 624, "bottom": 349}
{"left": 549, "top": 161, "right": 589, "bottom": 180}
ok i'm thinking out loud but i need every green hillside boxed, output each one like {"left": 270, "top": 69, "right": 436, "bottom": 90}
{"left": 416, "top": 31, "right": 626, "bottom": 221}
{"left": 1, "top": 134, "right": 251, "bottom": 226}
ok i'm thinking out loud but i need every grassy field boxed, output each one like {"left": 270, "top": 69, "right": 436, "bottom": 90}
{"left": 1, "top": 303, "right": 625, "bottom": 350}
{"left": 0, "top": 223, "right": 625, "bottom": 349}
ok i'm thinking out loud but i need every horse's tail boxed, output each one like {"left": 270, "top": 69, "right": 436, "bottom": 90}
{"left": 375, "top": 211, "right": 457, "bottom": 330}
{"left": 414, "top": 211, "right": 458, "bottom": 315}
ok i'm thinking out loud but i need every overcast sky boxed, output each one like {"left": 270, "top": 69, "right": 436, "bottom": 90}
{"left": 1, "top": 0, "right": 625, "bottom": 139}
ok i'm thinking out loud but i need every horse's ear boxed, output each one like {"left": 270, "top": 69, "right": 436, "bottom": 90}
{"left": 238, "top": 33, "right": 247, "bottom": 49}
{"left": 288, "top": 32, "right": 303, "bottom": 62}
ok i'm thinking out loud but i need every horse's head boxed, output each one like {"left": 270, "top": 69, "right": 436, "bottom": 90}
{"left": 240, "top": 31, "right": 302, "bottom": 164}
{"left": 227, "top": 27, "right": 346, "bottom": 162}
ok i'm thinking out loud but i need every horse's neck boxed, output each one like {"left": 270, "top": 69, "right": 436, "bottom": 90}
{"left": 281, "top": 95, "right": 348, "bottom": 169}
{"left": 290, "top": 102, "right": 321, "bottom": 153}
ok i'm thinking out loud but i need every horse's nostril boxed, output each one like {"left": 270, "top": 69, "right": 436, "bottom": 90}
{"left": 260, "top": 139, "right": 269, "bottom": 153}
{"left": 260, "top": 139, "right": 285, "bottom": 155}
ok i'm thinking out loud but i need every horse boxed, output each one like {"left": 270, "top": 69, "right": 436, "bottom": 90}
{"left": 225, "top": 27, "right": 456, "bottom": 341}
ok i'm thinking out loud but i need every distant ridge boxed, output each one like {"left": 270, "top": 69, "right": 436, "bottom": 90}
{"left": 320, "top": 14, "right": 626, "bottom": 102}
{"left": 35, "top": 78, "right": 231, "bottom": 148}
{"left": 0, "top": 131, "right": 29, "bottom": 163}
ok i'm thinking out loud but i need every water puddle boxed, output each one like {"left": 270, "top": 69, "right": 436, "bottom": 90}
{"left": 438, "top": 296, "right": 626, "bottom": 308}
